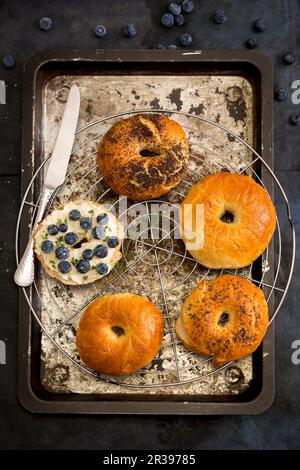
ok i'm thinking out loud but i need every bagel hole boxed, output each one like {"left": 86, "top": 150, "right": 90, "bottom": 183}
{"left": 140, "top": 148, "right": 160, "bottom": 158}
{"left": 111, "top": 325, "right": 125, "bottom": 337}
{"left": 73, "top": 237, "right": 88, "bottom": 249}
{"left": 218, "top": 312, "right": 230, "bottom": 326}
{"left": 220, "top": 210, "right": 234, "bottom": 224}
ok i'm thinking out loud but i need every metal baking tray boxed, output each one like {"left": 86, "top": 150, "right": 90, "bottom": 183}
{"left": 17, "top": 49, "right": 275, "bottom": 414}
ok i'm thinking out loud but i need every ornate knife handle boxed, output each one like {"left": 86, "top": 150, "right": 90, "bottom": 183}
{"left": 14, "top": 189, "right": 53, "bottom": 287}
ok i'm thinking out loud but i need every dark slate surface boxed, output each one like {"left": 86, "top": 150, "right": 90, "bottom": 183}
{"left": 0, "top": 0, "right": 299, "bottom": 450}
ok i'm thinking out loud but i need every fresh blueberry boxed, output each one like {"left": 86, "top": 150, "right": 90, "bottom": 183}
{"left": 47, "top": 224, "right": 59, "bottom": 236}
{"left": 92, "top": 225, "right": 105, "bottom": 240}
{"left": 283, "top": 52, "right": 295, "bottom": 65}
{"left": 96, "top": 213, "right": 108, "bottom": 224}
{"left": 80, "top": 217, "right": 92, "bottom": 230}
{"left": 213, "top": 9, "right": 227, "bottom": 24}
{"left": 64, "top": 232, "right": 78, "bottom": 245}
{"left": 253, "top": 18, "right": 266, "bottom": 32}
{"left": 39, "top": 17, "right": 53, "bottom": 31}
{"left": 95, "top": 25, "right": 107, "bottom": 38}
{"left": 76, "top": 259, "right": 90, "bottom": 274}
{"left": 69, "top": 209, "right": 81, "bottom": 221}
{"left": 156, "top": 44, "right": 166, "bottom": 49}
{"left": 167, "top": 44, "right": 178, "bottom": 49}
{"left": 55, "top": 246, "right": 69, "bottom": 260}
{"left": 123, "top": 23, "right": 137, "bottom": 38}
{"left": 58, "top": 260, "right": 72, "bottom": 274}
{"left": 58, "top": 223, "right": 68, "bottom": 232}
{"left": 246, "top": 38, "right": 257, "bottom": 49}
{"left": 289, "top": 114, "right": 300, "bottom": 126}
{"left": 168, "top": 3, "right": 181, "bottom": 16}
{"left": 94, "top": 244, "right": 108, "bottom": 258}
{"left": 161, "top": 13, "right": 174, "bottom": 28}
{"left": 107, "top": 236, "right": 120, "bottom": 248}
{"left": 82, "top": 249, "right": 94, "bottom": 260}
{"left": 2, "top": 54, "right": 15, "bottom": 69}
{"left": 179, "top": 33, "right": 193, "bottom": 47}
{"left": 96, "top": 263, "right": 109, "bottom": 275}
{"left": 175, "top": 14, "right": 184, "bottom": 26}
{"left": 41, "top": 240, "right": 54, "bottom": 253}
{"left": 274, "top": 87, "right": 288, "bottom": 102}
{"left": 182, "top": 0, "right": 194, "bottom": 13}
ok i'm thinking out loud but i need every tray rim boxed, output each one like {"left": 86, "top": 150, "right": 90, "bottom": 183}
{"left": 17, "top": 48, "right": 275, "bottom": 415}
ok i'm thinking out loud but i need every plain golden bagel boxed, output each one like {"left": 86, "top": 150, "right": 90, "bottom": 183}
{"left": 180, "top": 172, "right": 276, "bottom": 269}
{"left": 76, "top": 293, "right": 164, "bottom": 375}
{"left": 98, "top": 113, "right": 189, "bottom": 200}
{"left": 176, "top": 274, "right": 269, "bottom": 365}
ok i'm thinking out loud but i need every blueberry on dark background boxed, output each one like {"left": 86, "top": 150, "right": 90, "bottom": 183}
{"left": 174, "top": 14, "right": 184, "bottom": 26}
{"left": 213, "top": 9, "right": 227, "bottom": 25}
{"left": 179, "top": 33, "right": 193, "bottom": 47}
{"left": 283, "top": 52, "right": 295, "bottom": 65}
{"left": 274, "top": 87, "right": 288, "bottom": 102}
{"left": 161, "top": 13, "right": 174, "bottom": 28}
{"left": 168, "top": 3, "right": 181, "bottom": 16}
{"left": 289, "top": 114, "right": 300, "bottom": 126}
{"left": 2, "top": 54, "right": 15, "bottom": 69}
{"left": 182, "top": 0, "right": 194, "bottom": 13}
{"left": 167, "top": 44, "right": 177, "bottom": 49}
{"left": 253, "top": 18, "right": 266, "bottom": 32}
{"left": 156, "top": 44, "right": 166, "bottom": 49}
{"left": 246, "top": 38, "right": 257, "bottom": 49}
{"left": 123, "top": 23, "right": 137, "bottom": 38}
{"left": 94, "top": 25, "right": 107, "bottom": 38}
{"left": 39, "top": 17, "right": 53, "bottom": 31}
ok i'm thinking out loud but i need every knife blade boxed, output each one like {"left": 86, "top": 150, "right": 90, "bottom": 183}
{"left": 14, "top": 84, "right": 81, "bottom": 287}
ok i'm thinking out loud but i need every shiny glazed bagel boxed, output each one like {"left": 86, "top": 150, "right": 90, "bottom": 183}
{"left": 176, "top": 274, "right": 269, "bottom": 365}
{"left": 180, "top": 172, "right": 276, "bottom": 269}
{"left": 76, "top": 293, "right": 164, "bottom": 375}
{"left": 98, "top": 113, "right": 189, "bottom": 200}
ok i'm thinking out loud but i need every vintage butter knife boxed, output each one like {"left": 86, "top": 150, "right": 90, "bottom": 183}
{"left": 14, "top": 84, "right": 81, "bottom": 287}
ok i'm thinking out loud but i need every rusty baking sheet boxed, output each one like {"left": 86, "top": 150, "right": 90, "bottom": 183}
{"left": 18, "top": 50, "right": 274, "bottom": 414}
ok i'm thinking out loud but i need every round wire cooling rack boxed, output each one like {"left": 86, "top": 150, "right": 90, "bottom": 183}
{"left": 15, "top": 109, "right": 296, "bottom": 389}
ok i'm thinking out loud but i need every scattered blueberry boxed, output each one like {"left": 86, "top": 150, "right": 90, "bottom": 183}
{"left": 58, "top": 223, "right": 68, "bottom": 232}
{"left": 82, "top": 249, "right": 94, "bottom": 260}
{"left": 107, "top": 236, "right": 120, "bottom": 248}
{"left": 168, "top": 3, "right": 181, "bottom": 16}
{"left": 175, "top": 14, "right": 184, "bottom": 26}
{"left": 253, "top": 18, "right": 266, "bottom": 32}
{"left": 161, "top": 13, "right": 175, "bottom": 28}
{"left": 182, "top": 0, "right": 194, "bottom": 13}
{"left": 41, "top": 240, "right": 54, "bottom": 253}
{"left": 39, "top": 17, "right": 53, "bottom": 31}
{"left": 76, "top": 259, "right": 90, "bottom": 274}
{"left": 94, "top": 244, "right": 108, "bottom": 258}
{"left": 289, "top": 114, "right": 300, "bottom": 126}
{"left": 96, "top": 263, "right": 109, "bottom": 275}
{"left": 156, "top": 44, "right": 166, "bottom": 49}
{"left": 80, "top": 217, "right": 92, "bottom": 230}
{"left": 96, "top": 213, "right": 108, "bottom": 224}
{"left": 274, "top": 87, "right": 288, "bottom": 102}
{"left": 55, "top": 246, "right": 69, "bottom": 260}
{"left": 2, "top": 54, "right": 15, "bottom": 69}
{"left": 94, "top": 25, "right": 107, "bottom": 38}
{"left": 283, "top": 52, "right": 295, "bottom": 65}
{"left": 58, "top": 260, "right": 72, "bottom": 274}
{"left": 213, "top": 9, "right": 227, "bottom": 25}
{"left": 167, "top": 44, "right": 178, "bottom": 49}
{"left": 123, "top": 23, "right": 137, "bottom": 38}
{"left": 179, "top": 33, "right": 193, "bottom": 47}
{"left": 47, "top": 224, "right": 59, "bottom": 236}
{"left": 69, "top": 209, "right": 81, "bottom": 221}
{"left": 92, "top": 225, "right": 105, "bottom": 240}
{"left": 64, "top": 232, "right": 78, "bottom": 245}
{"left": 246, "top": 38, "right": 257, "bottom": 49}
